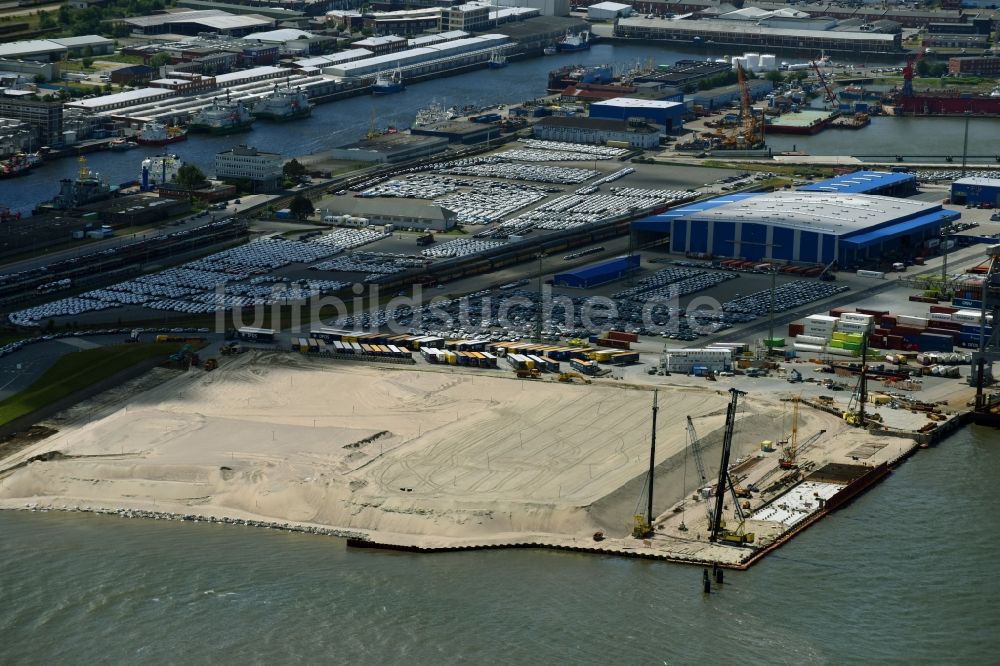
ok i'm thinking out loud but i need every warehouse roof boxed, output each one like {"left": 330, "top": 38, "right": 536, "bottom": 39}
{"left": 839, "top": 209, "right": 959, "bottom": 246}
{"left": 671, "top": 192, "right": 942, "bottom": 236}
{"left": 51, "top": 36, "right": 115, "bottom": 48}
{"left": 554, "top": 255, "right": 638, "bottom": 282}
{"left": 243, "top": 29, "right": 314, "bottom": 42}
{"left": 589, "top": 1, "right": 632, "bottom": 11}
{"left": 953, "top": 176, "right": 1000, "bottom": 187}
{"left": 0, "top": 39, "right": 65, "bottom": 59}
{"left": 617, "top": 16, "right": 899, "bottom": 42}
{"left": 65, "top": 87, "right": 174, "bottom": 110}
{"left": 591, "top": 97, "right": 684, "bottom": 109}
{"left": 798, "top": 170, "right": 916, "bottom": 194}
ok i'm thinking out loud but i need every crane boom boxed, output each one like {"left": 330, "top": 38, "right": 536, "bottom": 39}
{"left": 779, "top": 397, "right": 800, "bottom": 469}
{"left": 810, "top": 59, "right": 837, "bottom": 104}
{"left": 686, "top": 416, "right": 709, "bottom": 487}
{"left": 710, "top": 388, "right": 746, "bottom": 542}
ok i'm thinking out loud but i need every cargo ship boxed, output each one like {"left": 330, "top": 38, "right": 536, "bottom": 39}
{"left": 141, "top": 153, "right": 183, "bottom": 190}
{"left": 0, "top": 151, "right": 41, "bottom": 179}
{"left": 35, "top": 157, "right": 113, "bottom": 212}
{"left": 836, "top": 85, "right": 889, "bottom": 102}
{"left": 892, "top": 87, "right": 1000, "bottom": 116}
{"left": 557, "top": 30, "right": 591, "bottom": 53}
{"left": 372, "top": 68, "right": 404, "bottom": 96}
{"left": 252, "top": 84, "right": 313, "bottom": 121}
{"left": 108, "top": 137, "right": 138, "bottom": 151}
{"left": 187, "top": 94, "right": 254, "bottom": 134}
{"left": 136, "top": 120, "right": 188, "bottom": 146}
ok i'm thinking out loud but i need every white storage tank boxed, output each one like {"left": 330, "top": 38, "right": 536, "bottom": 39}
{"left": 731, "top": 57, "right": 746, "bottom": 71}
{"left": 743, "top": 53, "right": 760, "bottom": 71}
{"left": 758, "top": 54, "right": 777, "bottom": 71}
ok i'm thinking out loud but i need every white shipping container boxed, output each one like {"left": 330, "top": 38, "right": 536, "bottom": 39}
{"left": 793, "top": 342, "right": 824, "bottom": 352}
{"left": 896, "top": 315, "right": 928, "bottom": 328}
{"left": 825, "top": 347, "right": 858, "bottom": 357}
{"left": 857, "top": 270, "right": 885, "bottom": 279}
{"left": 953, "top": 309, "right": 983, "bottom": 323}
{"left": 928, "top": 312, "right": 952, "bottom": 321}
{"left": 796, "top": 334, "right": 828, "bottom": 345}
{"left": 837, "top": 321, "right": 871, "bottom": 333}
{"left": 840, "top": 313, "right": 874, "bottom": 324}
{"left": 806, "top": 314, "right": 838, "bottom": 324}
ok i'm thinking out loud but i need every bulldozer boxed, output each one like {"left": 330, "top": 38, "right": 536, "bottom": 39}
{"left": 557, "top": 372, "right": 591, "bottom": 384}
{"left": 515, "top": 368, "right": 541, "bottom": 379}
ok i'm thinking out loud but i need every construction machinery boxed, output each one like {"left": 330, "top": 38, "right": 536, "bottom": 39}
{"left": 632, "top": 390, "right": 659, "bottom": 539}
{"left": 719, "top": 64, "right": 766, "bottom": 150}
{"left": 811, "top": 59, "right": 837, "bottom": 105}
{"left": 709, "top": 388, "right": 755, "bottom": 545}
{"left": 787, "top": 368, "right": 802, "bottom": 383}
{"left": 204, "top": 358, "right": 218, "bottom": 371}
{"left": 778, "top": 397, "right": 800, "bottom": 469}
{"left": 843, "top": 333, "right": 870, "bottom": 426}
{"left": 557, "top": 372, "right": 591, "bottom": 384}
{"left": 515, "top": 368, "right": 541, "bottom": 379}
{"left": 219, "top": 342, "right": 244, "bottom": 356}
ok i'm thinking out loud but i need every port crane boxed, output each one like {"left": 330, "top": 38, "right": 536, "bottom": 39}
{"left": 810, "top": 59, "right": 837, "bottom": 105}
{"left": 844, "top": 333, "right": 871, "bottom": 426}
{"left": 709, "top": 388, "right": 754, "bottom": 545}
{"left": 720, "top": 64, "right": 766, "bottom": 149}
{"left": 778, "top": 396, "right": 800, "bottom": 469}
{"left": 901, "top": 48, "right": 927, "bottom": 98}
{"left": 686, "top": 416, "right": 710, "bottom": 488}
{"left": 632, "top": 390, "right": 659, "bottom": 538}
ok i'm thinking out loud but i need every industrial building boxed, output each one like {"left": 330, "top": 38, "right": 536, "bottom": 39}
{"left": 632, "top": 192, "right": 959, "bottom": 268}
{"left": 0, "top": 35, "right": 114, "bottom": 62}
{"left": 123, "top": 10, "right": 276, "bottom": 36}
{"left": 589, "top": 98, "right": 685, "bottom": 132}
{"left": 322, "top": 35, "right": 510, "bottom": 78}
{"left": 686, "top": 79, "right": 773, "bottom": 110}
{"left": 0, "top": 88, "right": 63, "bottom": 145}
{"left": 330, "top": 133, "right": 449, "bottom": 163}
{"left": 410, "top": 120, "right": 500, "bottom": 144}
{"left": 614, "top": 16, "right": 902, "bottom": 54}
{"left": 214, "top": 144, "right": 283, "bottom": 192}
{"left": 587, "top": 2, "right": 633, "bottom": 20}
{"left": 320, "top": 199, "right": 457, "bottom": 231}
{"left": 553, "top": 255, "right": 640, "bottom": 288}
{"left": 951, "top": 177, "right": 1000, "bottom": 207}
{"left": 660, "top": 348, "right": 733, "bottom": 373}
{"left": 798, "top": 171, "right": 918, "bottom": 198}
{"left": 533, "top": 116, "right": 661, "bottom": 149}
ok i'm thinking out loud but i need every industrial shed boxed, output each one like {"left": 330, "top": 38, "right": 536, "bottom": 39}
{"left": 553, "top": 255, "right": 640, "bottom": 288}
{"left": 633, "top": 192, "right": 958, "bottom": 268}
{"left": 798, "top": 170, "right": 918, "bottom": 197}
{"left": 589, "top": 98, "right": 686, "bottom": 132}
{"left": 951, "top": 177, "right": 1000, "bottom": 207}
{"left": 587, "top": 2, "right": 632, "bottom": 20}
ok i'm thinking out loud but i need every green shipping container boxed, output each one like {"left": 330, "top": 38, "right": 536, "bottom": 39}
{"left": 764, "top": 337, "right": 785, "bottom": 348}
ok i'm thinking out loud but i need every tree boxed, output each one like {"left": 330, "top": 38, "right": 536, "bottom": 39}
{"left": 764, "top": 70, "right": 784, "bottom": 84}
{"left": 82, "top": 56, "right": 93, "bottom": 68}
{"left": 176, "top": 164, "right": 206, "bottom": 190}
{"left": 150, "top": 52, "right": 171, "bottom": 68}
{"left": 283, "top": 158, "right": 306, "bottom": 182}
{"left": 289, "top": 194, "right": 313, "bottom": 220}
{"left": 38, "top": 10, "right": 56, "bottom": 29}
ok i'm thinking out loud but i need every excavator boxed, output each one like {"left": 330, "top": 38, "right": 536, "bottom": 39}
{"left": 557, "top": 372, "right": 591, "bottom": 384}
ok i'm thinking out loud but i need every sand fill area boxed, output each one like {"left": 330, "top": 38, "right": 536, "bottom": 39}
{"left": 0, "top": 352, "right": 862, "bottom": 546}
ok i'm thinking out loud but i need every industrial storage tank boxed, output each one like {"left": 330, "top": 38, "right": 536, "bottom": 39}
{"left": 731, "top": 57, "right": 746, "bottom": 71}
{"left": 743, "top": 53, "right": 760, "bottom": 71}
{"left": 758, "top": 54, "right": 777, "bottom": 71}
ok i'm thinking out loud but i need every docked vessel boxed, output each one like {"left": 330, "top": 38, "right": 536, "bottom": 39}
{"left": 136, "top": 121, "right": 187, "bottom": 146}
{"left": 252, "top": 84, "right": 313, "bottom": 121}
{"left": 0, "top": 151, "right": 41, "bottom": 179}
{"left": 372, "top": 68, "right": 404, "bottom": 96}
{"left": 543, "top": 45, "right": 558, "bottom": 56}
{"left": 893, "top": 89, "right": 1000, "bottom": 116}
{"left": 35, "top": 157, "right": 112, "bottom": 211}
{"left": 141, "top": 153, "right": 183, "bottom": 191}
{"left": 765, "top": 108, "right": 840, "bottom": 135}
{"left": 547, "top": 64, "right": 614, "bottom": 93}
{"left": 414, "top": 101, "right": 449, "bottom": 127}
{"left": 187, "top": 94, "right": 254, "bottom": 134}
{"left": 557, "top": 31, "right": 591, "bottom": 53}
{"left": 488, "top": 50, "right": 508, "bottom": 69}
{"left": 108, "top": 137, "right": 137, "bottom": 151}
{"left": 837, "top": 85, "right": 888, "bottom": 102}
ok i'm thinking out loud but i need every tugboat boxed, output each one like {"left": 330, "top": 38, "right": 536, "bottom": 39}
{"left": 187, "top": 92, "right": 254, "bottom": 134}
{"left": 372, "top": 68, "right": 404, "bottom": 95}
{"left": 252, "top": 83, "right": 313, "bottom": 121}
{"left": 136, "top": 121, "right": 187, "bottom": 146}
{"left": 0, "top": 152, "right": 42, "bottom": 179}
{"left": 557, "top": 31, "right": 591, "bottom": 53}
{"left": 488, "top": 49, "right": 508, "bottom": 69}
{"left": 35, "top": 156, "right": 112, "bottom": 212}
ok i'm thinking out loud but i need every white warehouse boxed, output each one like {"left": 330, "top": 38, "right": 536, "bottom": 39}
{"left": 660, "top": 348, "right": 733, "bottom": 373}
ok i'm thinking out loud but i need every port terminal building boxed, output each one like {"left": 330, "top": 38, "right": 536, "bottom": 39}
{"left": 588, "top": 98, "right": 685, "bottom": 132}
{"left": 554, "top": 255, "right": 640, "bottom": 288}
{"left": 631, "top": 192, "right": 959, "bottom": 268}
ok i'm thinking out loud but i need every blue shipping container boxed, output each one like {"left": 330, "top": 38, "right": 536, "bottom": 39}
{"left": 953, "top": 298, "right": 983, "bottom": 309}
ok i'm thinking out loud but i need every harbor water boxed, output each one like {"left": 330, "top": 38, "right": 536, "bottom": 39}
{"left": 1, "top": 425, "right": 996, "bottom": 664}
{"left": 4, "top": 43, "right": 999, "bottom": 215}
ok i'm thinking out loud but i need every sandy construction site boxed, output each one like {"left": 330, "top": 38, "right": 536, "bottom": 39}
{"left": 0, "top": 353, "right": 886, "bottom": 549}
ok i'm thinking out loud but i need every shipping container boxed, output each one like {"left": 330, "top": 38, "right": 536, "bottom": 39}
{"left": 606, "top": 330, "right": 639, "bottom": 343}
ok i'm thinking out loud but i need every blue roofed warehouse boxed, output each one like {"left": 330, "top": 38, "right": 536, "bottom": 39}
{"left": 631, "top": 192, "right": 959, "bottom": 269}
{"left": 554, "top": 255, "right": 640, "bottom": 288}
{"left": 798, "top": 170, "right": 918, "bottom": 197}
